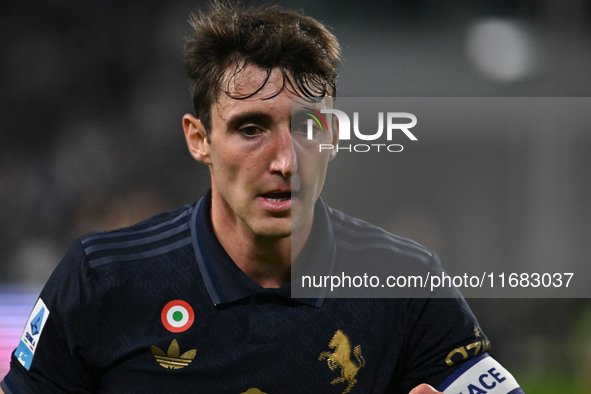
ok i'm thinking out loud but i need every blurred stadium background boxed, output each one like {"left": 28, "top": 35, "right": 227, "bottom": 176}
{"left": 1, "top": 1, "right": 591, "bottom": 392}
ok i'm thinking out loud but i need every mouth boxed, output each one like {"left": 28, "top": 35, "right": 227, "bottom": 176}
{"left": 261, "top": 191, "right": 291, "bottom": 202}
{"left": 257, "top": 190, "right": 293, "bottom": 212}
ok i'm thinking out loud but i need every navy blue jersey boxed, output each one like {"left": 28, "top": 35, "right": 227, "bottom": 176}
{"left": 2, "top": 192, "right": 488, "bottom": 393}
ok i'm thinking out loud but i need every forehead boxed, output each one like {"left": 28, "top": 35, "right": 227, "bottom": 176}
{"left": 212, "top": 66, "right": 289, "bottom": 119}
{"left": 224, "top": 65, "right": 279, "bottom": 97}
{"left": 210, "top": 65, "right": 333, "bottom": 126}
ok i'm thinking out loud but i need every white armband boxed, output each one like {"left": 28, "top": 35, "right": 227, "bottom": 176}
{"left": 437, "top": 353, "right": 524, "bottom": 394}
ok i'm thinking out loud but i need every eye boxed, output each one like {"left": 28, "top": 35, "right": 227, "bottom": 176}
{"left": 291, "top": 120, "right": 307, "bottom": 134}
{"left": 291, "top": 113, "right": 308, "bottom": 133}
{"left": 291, "top": 112, "right": 324, "bottom": 137}
{"left": 293, "top": 120, "right": 324, "bottom": 141}
{"left": 239, "top": 126, "right": 263, "bottom": 137}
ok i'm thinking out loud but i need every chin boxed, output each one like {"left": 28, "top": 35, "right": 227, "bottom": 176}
{"left": 251, "top": 220, "right": 292, "bottom": 239}
{"left": 255, "top": 228, "right": 292, "bottom": 239}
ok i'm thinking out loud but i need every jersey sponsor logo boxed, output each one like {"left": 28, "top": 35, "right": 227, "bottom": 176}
{"left": 151, "top": 338, "right": 196, "bottom": 369}
{"left": 14, "top": 298, "right": 50, "bottom": 370}
{"left": 437, "top": 354, "right": 523, "bottom": 394}
{"left": 161, "top": 300, "right": 195, "bottom": 333}
{"left": 318, "top": 330, "right": 365, "bottom": 394}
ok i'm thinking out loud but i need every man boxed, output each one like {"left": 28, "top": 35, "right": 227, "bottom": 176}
{"left": 2, "top": 2, "right": 522, "bottom": 393}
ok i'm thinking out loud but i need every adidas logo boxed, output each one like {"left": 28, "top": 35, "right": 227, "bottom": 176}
{"left": 151, "top": 339, "right": 196, "bottom": 369}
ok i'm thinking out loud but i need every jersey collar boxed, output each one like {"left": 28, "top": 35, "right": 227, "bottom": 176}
{"left": 190, "top": 190, "right": 336, "bottom": 308}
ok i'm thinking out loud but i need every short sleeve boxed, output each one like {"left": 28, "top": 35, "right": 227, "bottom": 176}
{"left": 398, "top": 254, "right": 491, "bottom": 392}
{"left": 2, "top": 240, "right": 99, "bottom": 393}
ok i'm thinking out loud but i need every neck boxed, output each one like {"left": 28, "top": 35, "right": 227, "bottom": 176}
{"left": 210, "top": 197, "right": 313, "bottom": 289}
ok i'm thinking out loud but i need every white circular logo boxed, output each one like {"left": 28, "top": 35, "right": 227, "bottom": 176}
{"left": 161, "top": 300, "right": 194, "bottom": 333}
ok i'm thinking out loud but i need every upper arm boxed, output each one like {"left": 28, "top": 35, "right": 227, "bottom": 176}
{"left": 2, "top": 240, "right": 99, "bottom": 393}
{"left": 399, "top": 291, "right": 522, "bottom": 393}
{"left": 399, "top": 294, "right": 492, "bottom": 391}
{"left": 436, "top": 353, "right": 523, "bottom": 393}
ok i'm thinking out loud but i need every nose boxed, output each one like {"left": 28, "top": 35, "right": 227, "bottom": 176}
{"left": 270, "top": 127, "right": 296, "bottom": 178}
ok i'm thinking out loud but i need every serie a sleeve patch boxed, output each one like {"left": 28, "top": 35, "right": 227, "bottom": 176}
{"left": 13, "top": 298, "right": 50, "bottom": 371}
{"left": 437, "top": 353, "right": 524, "bottom": 394}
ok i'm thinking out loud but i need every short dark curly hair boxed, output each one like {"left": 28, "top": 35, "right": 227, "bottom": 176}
{"left": 184, "top": 1, "right": 341, "bottom": 135}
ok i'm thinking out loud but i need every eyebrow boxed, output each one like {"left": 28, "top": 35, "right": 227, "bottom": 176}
{"left": 226, "top": 111, "right": 272, "bottom": 130}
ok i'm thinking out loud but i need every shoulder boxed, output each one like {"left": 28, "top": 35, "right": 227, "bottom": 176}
{"left": 326, "top": 205, "right": 436, "bottom": 268}
{"left": 76, "top": 204, "right": 194, "bottom": 270}
{"left": 38, "top": 204, "right": 197, "bottom": 311}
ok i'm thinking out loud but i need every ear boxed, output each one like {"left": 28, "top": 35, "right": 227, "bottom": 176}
{"left": 183, "top": 114, "right": 211, "bottom": 165}
{"left": 329, "top": 115, "right": 339, "bottom": 161}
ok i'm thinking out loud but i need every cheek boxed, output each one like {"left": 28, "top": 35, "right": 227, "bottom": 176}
{"left": 210, "top": 135, "right": 276, "bottom": 181}
{"left": 300, "top": 159, "right": 329, "bottom": 191}
{"left": 217, "top": 152, "right": 262, "bottom": 184}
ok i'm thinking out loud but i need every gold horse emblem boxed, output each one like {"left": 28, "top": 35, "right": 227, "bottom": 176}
{"left": 318, "top": 330, "right": 365, "bottom": 393}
